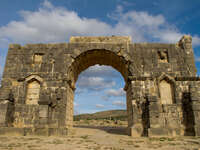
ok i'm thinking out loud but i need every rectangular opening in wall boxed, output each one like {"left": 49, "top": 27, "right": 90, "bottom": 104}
{"left": 158, "top": 50, "right": 169, "bottom": 63}
{"left": 34, "top": 53, "right": 44, "bottom": 64}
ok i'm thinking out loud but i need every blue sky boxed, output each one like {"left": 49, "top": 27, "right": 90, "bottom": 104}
{"left": 0, "top": 0, "right": 200, "bottom": 114}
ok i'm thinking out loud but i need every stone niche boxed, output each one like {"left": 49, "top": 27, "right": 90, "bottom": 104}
{"left": 26, "top": 79, "right": 40, "bottom": 105}
{"left": 158, "top": 50, "right": 168, "bottom": 63}
{"left": 159, "top": 80, "right": 174, "bottom": 104}
{"left": 33, "top": 53, "right": 43, "bottom": 64}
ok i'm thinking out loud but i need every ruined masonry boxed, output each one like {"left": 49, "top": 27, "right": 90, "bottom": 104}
{"left": 0, "top": 35, "right": 200, "bottom": 137}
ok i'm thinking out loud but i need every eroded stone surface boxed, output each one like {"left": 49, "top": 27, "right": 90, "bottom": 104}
{"left": 0, "top": 35, "right": 200, "bottom": 137}
{"left": 69, "top": 36, "right": 131, "bottom": 43}
{"left": 159, "top": 80, "right": 174, "bottom": 104}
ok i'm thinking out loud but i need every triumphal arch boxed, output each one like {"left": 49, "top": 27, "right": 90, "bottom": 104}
{"left": 0, "top": 35, "right": 200, "bottom": 137}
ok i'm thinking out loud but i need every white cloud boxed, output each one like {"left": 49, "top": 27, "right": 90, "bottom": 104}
{"left": 0, "top": 65, "right": 2, "bottom": 75}
{"left": 123, "top": 11, "right": 165, "bottom": 27}
{"left": 80, "top": 65, "right": 120, "bottom": 78}
{"left": 0, "top": 1, "right": 112, "bottom": 44}
{"left": 106, "top": 88, "right": 125, "bottom": 97}
{"left": 0, "top": 55, "right": 5, "bottom": 81}
{"left": 75, "top": 88, "right": 86, "bottom": 95}
{"left": 75, "top": 65, "right": 124, "bottom": 94}
{"left": 43, "top": 0, "right": 53, "bottom": 9}
{"left": 101, "top": 95, "right": 110, "bottom": 101}
{"left": 153, "top": 30, "right": 183, "bottom": 43}
{"left": 76, "top": 76, "right": 115, "bottom": 90}
{"left": 193, "top": 36, "right": 200, "bottom": 47}
{"left": 116, "top": 5, "right": 124, "bottom": 14}
{"left": 0, "top": 0, "right": 199, "bottom": 47}
{"left": 120, "top": 1, "right": 135, "bottom": 7}
{"left": 95, "top": 104, "right": 105, "bottom": 108}
{"left": 195, "top": 57, "right": 200, "bottom": 62}
{"left": 109, "top": 6, "right": 200, "bottom": 45}
{"left": 112, "top": 100, "right": 126, "bottom": 107}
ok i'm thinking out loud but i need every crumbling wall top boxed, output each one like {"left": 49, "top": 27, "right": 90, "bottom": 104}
{"left": 69, "top": 36, "right": 132, "bottom": 43}
{"left": 8, "top": 43, "right": 68, "bottom": 50}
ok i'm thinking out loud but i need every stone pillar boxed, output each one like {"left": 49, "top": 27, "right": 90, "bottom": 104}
{"left": 129, "top": 100, "right": 144, "bottom": 137}
{"left": 65, "top": 82, "right": 74, "bottom": 129}
{"left": 148, "top": 96, "right": 166, "bottom": 136}
{"left": 178, "top": 35, "right": 196, "bottom": 76}
{"left": 38, "top": 105, "right": 49, "bottom": 128}
{"left": 126, "top": 80, "right": 144, "bottom": 137}
{"left": 190, "top": 84, "right": 200, "bottom": 136}
{"left": 0, "top": 101, "right": 14, "bottom": 127}
{"left": 38, "top": 89, "right": 51, "bottom": 129}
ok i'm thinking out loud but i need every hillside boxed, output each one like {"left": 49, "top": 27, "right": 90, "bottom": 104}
{"left": 74, "top": 109, "right": 127, "bottom": 121}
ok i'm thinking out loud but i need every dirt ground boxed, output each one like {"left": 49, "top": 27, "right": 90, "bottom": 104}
{"left": 0, "top": 126, "right": 200, "bottom": 150}
{"left": 73, "top": 119, "right": 127, "bottom": 127}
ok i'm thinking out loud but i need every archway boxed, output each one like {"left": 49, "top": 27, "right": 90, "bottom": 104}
{"left": 73, "top": 64, "right": 127, "bottom": 132}
{"left": 65, "top": 49, "right": 131, "bottom": 133}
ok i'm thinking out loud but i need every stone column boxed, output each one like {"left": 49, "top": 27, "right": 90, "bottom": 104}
{"left": 0, "top": 101, "right": 14, "bottom": 127}
{"left": 59, "top": 79, "right": 75, "bottom": 132}
{"left": 147, "top": 95, "right": 165, "bottom": 136}
{"left": 190, "top": 84, "right": 200, "bottom": 136}
{"left": 38, "top": 105, "right": 49, "bottom": 128}
{"left": 178, "top": 35, "right": 196, "bottom": 76}
{"left": 126, "top": 80, "right": 144, "bottom": 137}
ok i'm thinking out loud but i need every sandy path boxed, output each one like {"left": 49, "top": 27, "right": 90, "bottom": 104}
{"left": 0, "top": 127, "right": 199, "bottom": 150}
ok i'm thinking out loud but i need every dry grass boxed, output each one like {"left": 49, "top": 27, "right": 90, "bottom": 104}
{"left": 0, "top": 127, "right": 199, "bottom": 150}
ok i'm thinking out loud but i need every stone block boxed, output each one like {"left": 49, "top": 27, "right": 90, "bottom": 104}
{"left": 148, "top": 127, "right": 168, "bottom": 137}
{"left": 70, "top": 36, "right": 131, "bottom": 44}
{"left": 128, "top": 124, "right": 143, "bottom": 137}
{"left": 0, "top": 102, "right": 14, "bottom": 127}
{"left": 194, "top": 126, "right": 200, "bottom": 136}
{"left": 33, "top": 128, "right": 49, "bottom": 136}
{"left": 0, "top": 127, "right": 24, "bottom": 136}
{"left": 48, "top": 128, "right": 68, "bottom": 136}
{"left": 39, "top": 105, "right": 49, "bottom": 118}
{"left": 192, "top": 104, "right": 200, "bottom": 111}
{"left": 0, "top": 103, "right": 9, "bottom": 126}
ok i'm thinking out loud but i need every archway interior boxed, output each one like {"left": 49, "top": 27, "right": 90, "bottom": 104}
{"left": 67, "top": 50, "right": 130, "bottom": 128}
{"left": 74, "top": 64, "right": 126, "bottom": 114}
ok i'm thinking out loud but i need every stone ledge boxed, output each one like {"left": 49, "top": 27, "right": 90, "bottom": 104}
{"left": 128, "top": 76, "right": 200, "bottom": 81}
{"left": 69, "top": 36, "right": 132, "bottom": 43}
{"left": 148, "top": 127, "right": 182, "bottom": 137}
{"left": 0, "top": 127, "right": 70, "bottom": 136}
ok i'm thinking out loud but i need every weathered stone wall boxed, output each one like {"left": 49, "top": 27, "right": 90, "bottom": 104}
{"left": 0, "top": 35, "right": 199, "bottom": 137}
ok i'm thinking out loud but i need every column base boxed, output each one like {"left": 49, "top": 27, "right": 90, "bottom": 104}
{"left": 0, "top": 127, "right": 72, "bottom": 136}
{"left": 127, "top": 124, "right": 143, "bottom": 137}
{"left": 148, "top": 127, "right": 182, "bottom": 137}
{"left": 194, "top": 126, "right": 200, "bottom": 136}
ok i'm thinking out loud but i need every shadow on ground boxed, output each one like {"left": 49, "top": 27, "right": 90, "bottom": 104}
{"left": 74, "top": 125, "right": 127, "bottom": 135}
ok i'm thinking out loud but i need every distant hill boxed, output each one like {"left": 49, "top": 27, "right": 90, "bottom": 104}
{"left": 74, "top": 109, "right": 127, "bottom": 121}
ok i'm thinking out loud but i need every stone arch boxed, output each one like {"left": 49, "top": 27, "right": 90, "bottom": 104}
{"left": 67, "top": 49, "right": 131, "bottom": 87}
{"left": 25, "top": 75, "right": 43, "bottom": 105}
{"left": 65, "top": 49, "right": 132, "bottom": 128}
{"left": 157, "top": 74, "right": 176, "bottom": 104}
{"left": 25, "top": 74, "right": 43, "bottom": 83}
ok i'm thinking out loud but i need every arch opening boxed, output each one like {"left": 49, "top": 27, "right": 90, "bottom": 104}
{"left": 73, "top": 65, "right": 127, "bottom": 130}
{"left": 67, "top": 49, "right": 130, "bottom": 88}
{"left": 66, "top": 49, "right": 131, "bottom": 134}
